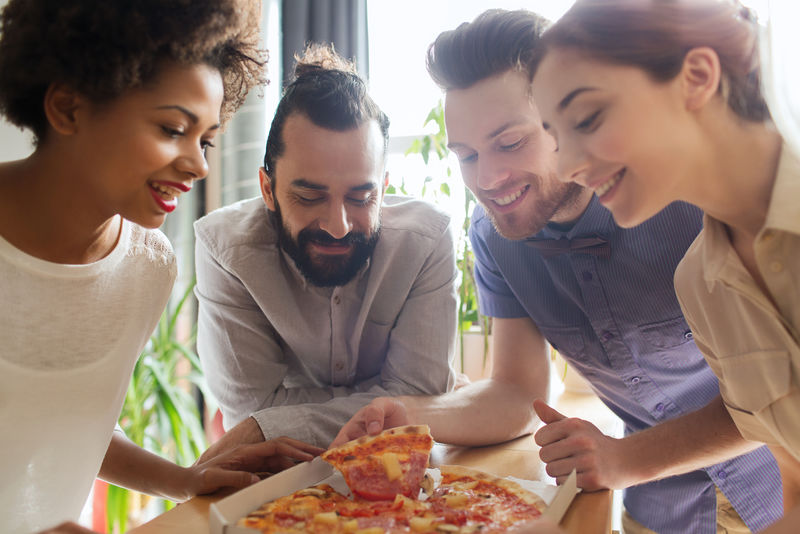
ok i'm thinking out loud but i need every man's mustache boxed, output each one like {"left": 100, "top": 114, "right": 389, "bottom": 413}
{"left": 299, "top": 229, "right": 369, "bottom": 246}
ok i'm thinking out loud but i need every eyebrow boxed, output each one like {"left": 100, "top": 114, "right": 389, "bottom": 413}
{"left": 156, "top": 105, "right": 221, "bottom": 130}
{"left": 557, "top": 87, "right": 598, "bottom": 111}
{"left": 290, "top": 178, "right": 377, "bottom": 192}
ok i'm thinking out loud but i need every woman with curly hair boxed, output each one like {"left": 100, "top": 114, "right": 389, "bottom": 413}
{"left": 0, "top": 1, "right": 322, "bottom": 532}
{"left": 531, "top": 0, "right": 800, "bottom": 531}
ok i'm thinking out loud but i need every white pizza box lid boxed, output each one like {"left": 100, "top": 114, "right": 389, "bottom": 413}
{"left": 209, "top": 456, "right": 579, "bottom": 533}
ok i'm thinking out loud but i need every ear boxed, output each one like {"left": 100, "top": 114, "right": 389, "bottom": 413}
{"left": 680, "top": 47, "right": 722, "bottom": 112}
{"left": 259, "top": 167, "right": 276, "bottom": 211}
{"left": 43, "top": 83, "right": 82, "bottom": 135}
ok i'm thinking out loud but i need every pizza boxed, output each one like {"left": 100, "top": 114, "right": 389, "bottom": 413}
{"left": 237, "top": 426, "right": 547, "bottom": 533}
{"left": 320, "top": 425, "right": 434, "bottom": 500}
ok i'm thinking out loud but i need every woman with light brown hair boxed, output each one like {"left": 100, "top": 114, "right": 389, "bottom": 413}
{"left": 531, "top": 0, "right": 800, "bottom": 531}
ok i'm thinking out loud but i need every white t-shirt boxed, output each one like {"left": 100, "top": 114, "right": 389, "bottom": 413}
{"left": 0, "top": 217, "right": 176, "bottom": 533}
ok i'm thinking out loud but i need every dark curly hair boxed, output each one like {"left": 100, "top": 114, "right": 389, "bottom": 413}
{"left": 263, "top": 43, "right": 389, "bottom": 181}
{"left": 0, "top": 0, "right": 267, "bottom": 145}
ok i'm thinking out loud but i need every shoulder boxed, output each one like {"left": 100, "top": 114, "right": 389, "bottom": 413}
{"left": 126, "top": 222, "right": 175, "bottom": 267}
{"left": 380, "top": 195, "right": 451, "bottom": 239}
{"left": 468, "top": 204, "right": 495, "bottom": 240}
{"left": 639, "top": 201, "right": 703, "bottom": 234}
{"left": 194, "top": 197, "right": 276, "bottom": 257}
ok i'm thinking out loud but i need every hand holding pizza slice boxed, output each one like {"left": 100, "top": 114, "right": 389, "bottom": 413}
{"left": 321, "top": 425, "right": 434, "bottom": 501}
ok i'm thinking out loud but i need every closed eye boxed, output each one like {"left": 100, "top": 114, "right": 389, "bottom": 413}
{"left": 294, "top": 194, "right": 325, "bottom": 205}
{"left": 499, "top": 138, "right": 525, "bottom": 151}
{"left": 347, "top": 193, "right": 375, "bottom": 206}
{"left": 576, "top": 110, "right": 602, "bottom": 132}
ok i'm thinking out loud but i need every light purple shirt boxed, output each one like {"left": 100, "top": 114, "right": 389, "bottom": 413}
{"left": 470, "top": 198, "right": 782, "bottom": 533}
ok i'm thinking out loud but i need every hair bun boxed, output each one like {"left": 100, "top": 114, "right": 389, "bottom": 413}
{"left": 293, "top": 42, "right": 358, "bottom": 80}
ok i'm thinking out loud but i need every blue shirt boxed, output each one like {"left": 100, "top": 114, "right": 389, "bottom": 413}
{"left": 470, "top": 197, "right": 782, "bottom": 533}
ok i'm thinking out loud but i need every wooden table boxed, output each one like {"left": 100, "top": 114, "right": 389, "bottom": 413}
{"left": 129, "top": 434, "right": 611, "bottom": 533}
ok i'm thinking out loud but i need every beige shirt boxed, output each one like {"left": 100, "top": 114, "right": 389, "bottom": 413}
{"left": 675, "top": 144, "right": 800, "bottom": 459}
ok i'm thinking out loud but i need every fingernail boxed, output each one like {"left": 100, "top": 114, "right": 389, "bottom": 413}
{"left": 367, "top": 421, "right": 381, "bottom": 434}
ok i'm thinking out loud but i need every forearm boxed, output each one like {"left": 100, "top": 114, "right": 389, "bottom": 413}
{"left": 616, "top": 396, "right": 759, "bottom": 485}
{"left": 253, "top": 390, "right": 387, "bottom": 447}
{"left": 400, "top": 378, "right": 543, "bottom": 446}
{"left": 98, "top": 432, "right": 191, "bottom": 502}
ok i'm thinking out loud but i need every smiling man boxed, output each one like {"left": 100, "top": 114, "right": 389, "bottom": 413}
{"left": 334, "top": 9, "right": 783, "bottom": 534}
{"left": 193, "top": 45, "right": 457, "bottom": 452}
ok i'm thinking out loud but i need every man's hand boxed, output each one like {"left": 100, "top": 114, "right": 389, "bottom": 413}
{"left": 179, "top": 436, "right": 324, "bottom": 500}
{"left": 534, "top": 399, "right": 629, "bottom": 491}
{"left": 197, "top": 416, "right": 266, "bottom": 465}
{"left": 330, "top": 397, "right": 409, "bottom": 447}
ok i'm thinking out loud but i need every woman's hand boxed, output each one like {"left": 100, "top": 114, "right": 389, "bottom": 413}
{"left": 180, "top": 436, "right": 324, "bottom": 500}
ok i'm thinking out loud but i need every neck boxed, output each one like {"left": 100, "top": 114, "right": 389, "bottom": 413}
{"left": 0, "top": 146, "right": 120, "bottom": 264}
{"left": 685, "top": 117, "right": 782, "bottom": 239}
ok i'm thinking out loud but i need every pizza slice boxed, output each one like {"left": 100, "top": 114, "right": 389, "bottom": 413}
{"left": 427, "top": 465, "right": 547, "bottom": 529}
{"left": 322, "top": 425, "right": 434, "bottom": 501}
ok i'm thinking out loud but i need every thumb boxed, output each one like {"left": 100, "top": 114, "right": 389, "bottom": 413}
{"left": 363, "top": 403, "right": 387, "bottom": 435}
{"left": 533, "top": 398, "right": 567, "bottom": 424}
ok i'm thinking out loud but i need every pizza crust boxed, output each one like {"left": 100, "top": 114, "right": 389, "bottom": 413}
{"left": 322, "top": 425, "right": 433, "bottom": 460}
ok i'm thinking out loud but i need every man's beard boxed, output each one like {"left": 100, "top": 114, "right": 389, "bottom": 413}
{"left": 483, "top": 178, "right": 585, "bottom": 240}
{"left": 273, "top": 200, "right": 381, "bottom": 287}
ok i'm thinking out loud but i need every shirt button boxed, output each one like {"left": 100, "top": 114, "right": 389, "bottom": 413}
{"left": 655, "top": 403, "right": 664, "bottom": 412}
{"left": 718, "top": 470, "right": 727, "bottom": 479}
{"left": 602, "top": 331, "right": 614, "bottom": 341}
{"left": 333, "top": 295, "right": 341, "bottom": 304}
{"left": 684, "top": 330, "right": 693, "bottom": 340}
{"left": 335, "top": 361, "right": 344, "bottom": 371}
{"left": 630, "top": 376, "right": 641, "bottom": 385}
{"left": 582, "top": 271, "right": 593, "bottom": 282}
{"left": 770, "top": 261, "right": 783, "bottom": 273}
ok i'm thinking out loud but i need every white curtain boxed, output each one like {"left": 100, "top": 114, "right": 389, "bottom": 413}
{"left": 760, "top": 0, "right": 800, "bottom": 154}
{"left": 208, "top": 0, "right": 283, "bottom": 212}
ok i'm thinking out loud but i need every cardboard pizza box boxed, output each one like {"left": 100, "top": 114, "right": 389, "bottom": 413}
{"left": 209, "top": 457, "right": 579, "bottom": 533}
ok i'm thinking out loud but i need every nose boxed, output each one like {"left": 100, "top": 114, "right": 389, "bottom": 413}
{"left": 319, "top": 200, "right": 352, "bottom": 240}
{"left": 175, "top": 143, "right": 210, "bottom": 181}
{"left": 556, "top": 139, "right": 590, "bottom": 185}
{"left": 475, "top": 153, "right": 511, "bottom": 192}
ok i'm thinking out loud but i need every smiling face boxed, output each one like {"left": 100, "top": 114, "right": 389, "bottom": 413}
{"left": 444, "top": 70, "right": 590, "bottom": 240}
{"left": 532, "top": 48, "right": 694, "bottom": 228}
{"left": 260, "top": 114, "right": 386, "bottom": 287}
{"left": 74, "top": 61, "right": 223, "bottom": 229}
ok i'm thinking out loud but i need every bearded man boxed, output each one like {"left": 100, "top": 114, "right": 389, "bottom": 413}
{"left": 193, "top": 45, "right": 457, "bottom": 452}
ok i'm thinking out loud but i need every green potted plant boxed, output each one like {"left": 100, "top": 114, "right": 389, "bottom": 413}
{"left": 397, "top": 101, "right": 492, "bottom": 380}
